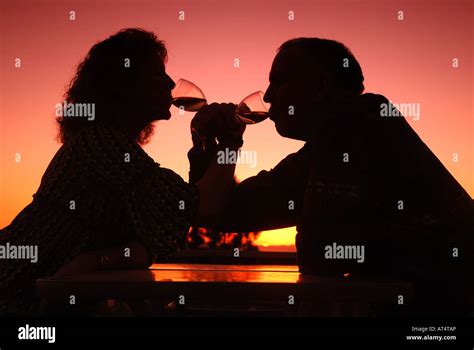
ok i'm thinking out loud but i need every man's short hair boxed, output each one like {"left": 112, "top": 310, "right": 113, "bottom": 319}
{"left": 279, "top": 38, "right": 365, "bottom": 96}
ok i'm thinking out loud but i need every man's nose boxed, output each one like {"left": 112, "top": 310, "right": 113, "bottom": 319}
{"left": 263, "top": 85, "right": 272, "bottom": 103}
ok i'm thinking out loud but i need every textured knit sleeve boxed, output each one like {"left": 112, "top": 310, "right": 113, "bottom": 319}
{"left": 0, "top": 125, "right": 197, "bottom": 315}
{"left": 69, "top": 125, "right": 199, "bottom": 260}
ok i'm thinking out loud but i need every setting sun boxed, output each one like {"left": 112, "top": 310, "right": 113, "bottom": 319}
{"left": 254, "top": 227, "right": 297, "bottom": 252}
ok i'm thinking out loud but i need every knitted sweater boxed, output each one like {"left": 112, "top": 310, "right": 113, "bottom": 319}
{"left": 0, "top": 125, "right": 198, "bottom": 315}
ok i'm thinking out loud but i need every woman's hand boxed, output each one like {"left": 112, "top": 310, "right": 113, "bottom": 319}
{"left": 53, "top": 241, "right": 151, "bottom": 277}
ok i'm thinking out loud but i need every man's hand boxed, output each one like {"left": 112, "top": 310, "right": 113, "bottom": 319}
{"left": 191, "top": 103, "right": 246, "bottom": 149}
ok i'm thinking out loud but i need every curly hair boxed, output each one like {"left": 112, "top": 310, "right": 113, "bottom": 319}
{"left": 57, "top": 28, "right": 168, "bottom": 144}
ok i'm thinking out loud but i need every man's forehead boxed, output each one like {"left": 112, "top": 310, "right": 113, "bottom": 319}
{"left": 270, "top": 46, "right": 311, "bottom": 78}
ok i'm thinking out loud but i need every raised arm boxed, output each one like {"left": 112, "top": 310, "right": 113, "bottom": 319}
{"left": 190, "top": 133, "right": 311, "bottom": 232}
{"left": 187, "top": 103, "right": 246, "bottom": 226}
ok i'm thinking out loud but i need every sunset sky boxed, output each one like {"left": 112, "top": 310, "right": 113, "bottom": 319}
{"left": 0, "top": 0, "right": 472, "bottom": 249}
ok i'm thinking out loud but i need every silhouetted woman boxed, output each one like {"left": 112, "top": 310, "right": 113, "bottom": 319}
{"left": 0, "top": 28, "right": 244, "bottom": 315}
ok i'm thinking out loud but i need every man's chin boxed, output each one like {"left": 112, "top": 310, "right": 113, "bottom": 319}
{"left": 275, "top": 121, "right": 308, "bottom": 141}
{"left": 274, "top": 122, "right": 287, "bottom": 137}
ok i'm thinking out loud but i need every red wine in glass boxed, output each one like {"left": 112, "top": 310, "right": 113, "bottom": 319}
{"left": 171, "top": 79, "right": 269, "bottom": 150}
{"left": 235, "top": 91, "right": 269, "bottom": 124}
{"left": 171, "top": 97, "right": 207, "bottom": 112}
{"left": 172, "top": 79, "right": 269, "bottom": 123}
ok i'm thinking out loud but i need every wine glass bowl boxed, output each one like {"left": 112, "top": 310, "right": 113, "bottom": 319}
{"left": 171, "top": 79, "right": 207, "bottom": 112}
{"left": 235, "top": 91, "right": 270, "bottom": 124}
{"left": 171, "top": 79, "right": 269, "bottom": 124}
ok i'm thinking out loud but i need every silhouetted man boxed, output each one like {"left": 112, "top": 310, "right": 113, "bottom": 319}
{"left": 189, "top": 38, "right": 473, "bottom": 316}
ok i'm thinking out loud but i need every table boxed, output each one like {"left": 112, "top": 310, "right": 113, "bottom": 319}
{"left": 36, "top": 263, "right": 413, "bottom": 316}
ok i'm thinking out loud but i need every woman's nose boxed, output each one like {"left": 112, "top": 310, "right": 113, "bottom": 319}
{"left": 167, "top": 75, "right": 175, "bottom": 90}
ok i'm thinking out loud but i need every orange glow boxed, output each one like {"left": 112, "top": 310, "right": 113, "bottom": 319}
{"left": 1, "top": 0, "right": 472, "bottom": 253}
{"left": 254, "top": 227, "right": 297, "bottom": 252}
{"left": 198, "top": 230, "right": 212, "bottom": 245}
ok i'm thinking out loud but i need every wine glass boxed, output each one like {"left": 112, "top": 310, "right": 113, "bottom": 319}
{"left": 235, "top": 91, "right": 269, "bottom": 124}
{"left": 171, "top": 79, "right": 207, "bottom": 112}
{"left": 172, "top": 79, "right": 269, "bottom": 150}
{"left": 171, "top": 79, "right": 270, "bottom": 124}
